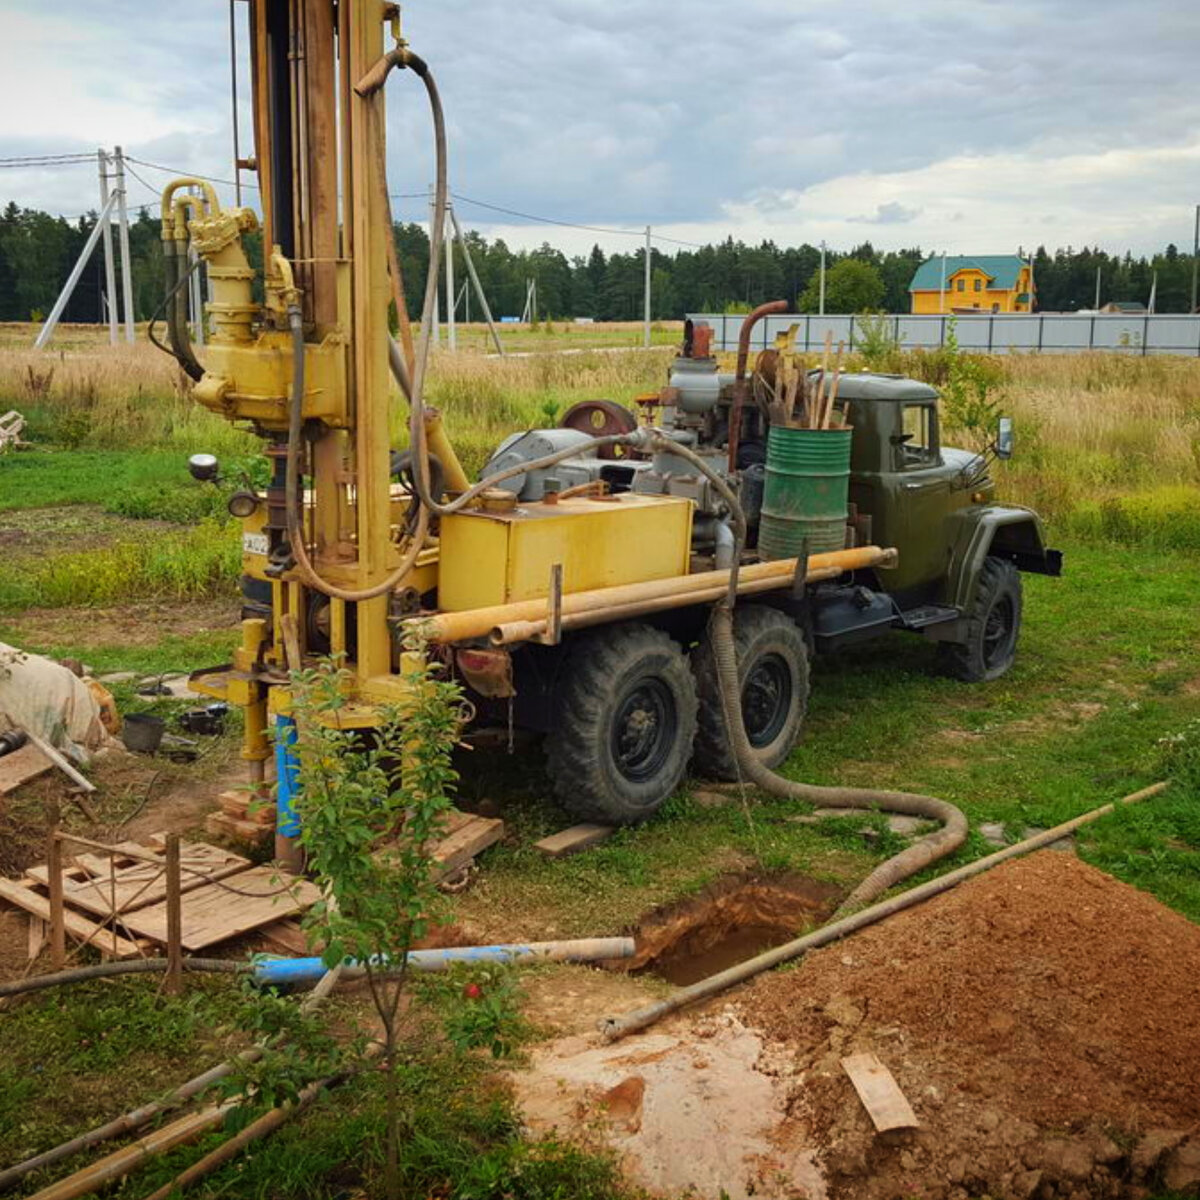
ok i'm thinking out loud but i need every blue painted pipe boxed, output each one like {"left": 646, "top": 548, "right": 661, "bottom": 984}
{"left": 274, "top": 715, "right": 300, "bottom": 837}
{"left": 253, "top": 937, "right": 636, "bottom": 986}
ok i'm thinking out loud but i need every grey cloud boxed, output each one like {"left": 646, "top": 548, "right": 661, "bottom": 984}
{"left": 849, "top": 202, "right": 922, "bottom": 225}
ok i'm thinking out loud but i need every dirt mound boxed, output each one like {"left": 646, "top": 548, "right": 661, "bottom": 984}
{"left": 736, "top": 851, "right": 1200, "bottom": 1198}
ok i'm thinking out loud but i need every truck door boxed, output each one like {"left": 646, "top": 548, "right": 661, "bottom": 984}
{"left": 892, "top": 401, "right": 952, "bottom": 597}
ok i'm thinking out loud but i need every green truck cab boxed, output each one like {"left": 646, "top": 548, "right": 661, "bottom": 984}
{"left": 821, "top": 372, "right": 1062, "bottom": 682}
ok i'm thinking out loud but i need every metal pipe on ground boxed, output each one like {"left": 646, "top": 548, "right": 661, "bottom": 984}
{"left": 418, "top": 545, "right": 896, "bottom": 645}
{"left": 0, "top": 967, "right": 343, "bottom": 1194}
{"left": 599, "top": 781, "right": 1170, "bottom": 1042}
{"left": 253, "top": 936, "right": 636, "bottom": 987}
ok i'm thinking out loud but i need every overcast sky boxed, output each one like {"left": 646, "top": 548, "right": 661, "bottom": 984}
{"left": 2, "top": 0, "right": 1197, "bottom": 259}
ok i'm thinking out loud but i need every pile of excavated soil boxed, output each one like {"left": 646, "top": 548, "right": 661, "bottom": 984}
{"left": 736, "top": 851, "right": 1200, "bottom": 1199}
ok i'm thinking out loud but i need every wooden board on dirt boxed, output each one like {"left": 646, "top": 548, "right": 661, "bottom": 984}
{"left": 118, "top": 865, "right": 321, "bottom": 951}
{"left": 0, "top": 877, "right": 145, "bottom": 960}
{"left": 534, "top": 823, "right": 616, "bottom": 859}
{"left": 25, "top": 839, "right": 251, "bottom": 918}
{"left": 0, "top": 742, "right": 53, "bottom": 795}
{"left": 432, "top": 815, "right": 504, "bottom": 877}
{"left": 841, "top": 1053, "right": 919, "bottom": 1132}
{"left": 217, "top": 790, "right": 276, "bottom": 826}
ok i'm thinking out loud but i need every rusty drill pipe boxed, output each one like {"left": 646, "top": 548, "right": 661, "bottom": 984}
{"left": 488, "top": 560, "right": 863, "bottom": 646}
{"left": 414, "top": 544, "right": 896, "bottom": 645}
{"left": 728, "top": 299, "right": 789, "bottom": 471}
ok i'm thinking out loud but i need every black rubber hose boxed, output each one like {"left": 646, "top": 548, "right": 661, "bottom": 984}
{"left": 164, "top": 240, "right": 204, "bottom": 382}
{"left": 0, "top": 957, "right": 246, "bottom": 1000}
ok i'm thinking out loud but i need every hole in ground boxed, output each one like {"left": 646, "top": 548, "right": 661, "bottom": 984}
{"left": 629, "top": 872, "right": 842, "bottom": 986}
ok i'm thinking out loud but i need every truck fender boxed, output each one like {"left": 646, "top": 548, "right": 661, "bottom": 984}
{"left": 944, "top": 506, "right": 1062, "bottom": 611}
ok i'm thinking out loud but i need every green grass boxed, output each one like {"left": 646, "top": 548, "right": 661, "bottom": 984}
{"left": 0, "top": 448, "right": 215, "bottom": 512}
{"left": 0, "top": 516, "right": 241, "bottom": 610}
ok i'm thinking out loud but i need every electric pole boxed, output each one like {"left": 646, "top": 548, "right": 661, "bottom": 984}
{"left": 644, "top": 226, "right": 652, "bottom": 347}
{"left": 1191, "top": 204, "right": 1199, "bottom": 314}
{"left": 819, "top": 241, "right": 826, "bottom": 316}
{"left": 113, "top": 147, "right": 135, "bottom": 342}
{"left": 97, "top": 150, "right": 118, "bottom": 343}
{"left": 444, "top": 207, "right": 456, "bottom": 351}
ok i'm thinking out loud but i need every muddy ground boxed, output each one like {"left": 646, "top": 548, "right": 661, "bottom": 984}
{"left": 515, "top": 853, "right": 1200, "bottom": 1200}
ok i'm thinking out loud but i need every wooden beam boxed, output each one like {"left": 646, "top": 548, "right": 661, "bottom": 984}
{"left": 0, "top": 878, "right": 144, "bottom": 960}
{"left": 534, "top": 823, "right": 616, "bottom": 859}
{"left": 841, "top": 1053, "right": 919, "bottom": 1132}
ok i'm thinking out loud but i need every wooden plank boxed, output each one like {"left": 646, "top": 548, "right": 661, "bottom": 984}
{"left": 840, "top": 1053, "right": 919, "bottom": 1132}
{"left": 258, "top": 918, "right": 316, "bottom": 956}
{"left": 0, "top": 877, "right": 144, "bottom": 960}
{"left": 432, "top": 816, "right": 504, "bottom": 877}
{"left": 218, "top": 790, "right": 276, "bottom": 826}
{"left": 0, "top": 742, "right": 53, "bottom": 795}
{"left": 205, "top": 812, "right": 273, "bottom": 847}
{"left": 534, "top": 823, "right": 616, "bottom": 859}
{"left": 26, "top": 841, "right": 251, "bottom": 917}
{"left": 119, "top": 866, "right": 321, "bottom": 951}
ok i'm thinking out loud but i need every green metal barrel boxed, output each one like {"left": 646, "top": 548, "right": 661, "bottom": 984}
{"left": 758, "top": 426, "right": 853, "bottom": 559}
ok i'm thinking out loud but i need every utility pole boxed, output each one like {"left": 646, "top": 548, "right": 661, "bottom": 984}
{"left": 1191, "top": 204, "right": 1199, "bottom": 314}
{"left": 427, "top": 184, "right": 441, "bottom": 346}
{"left": 97, "top": 150, "right": 118, "bottom": 344}
{"left": 939, "top": 251, "right": 948, "bottom": 314}
{"left": 34, "top": 192, "right": 119, "bottom": 348}
{"left": 113, "top": 147, "right": 135, "bottom": 343}
{"left": 1095, "top": 265, "right": 1102, "bottom": 310}
{"left": 644, "top": 225, "right": 652, "bottom": 347}
{"left": 229, "top": 0, "right": 243, "bottom": 206}
{"left": 444, "top": 208, "right": 456, "bottom": 351}
{"left": 449, "top": 203, "right": 504, "bottom": 354}
{"left": 819, "top": 241, "right": 826, "bottom": 316}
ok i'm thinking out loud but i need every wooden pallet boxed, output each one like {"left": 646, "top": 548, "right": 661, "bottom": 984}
{"left": 25, "top": 838, "right": 250, "bottom": 918}
{"left": 0, "top": 876, "right": 147, "bottom": 960}
{"left": 0, "top": 742, "right": 53, "bottom": 796}
{"left": 117, "top": 866, "right": 321, "bottom": 952}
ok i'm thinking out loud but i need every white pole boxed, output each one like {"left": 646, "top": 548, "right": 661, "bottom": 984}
{"left": 113, "top": 146, "right": 135, "bottom": 343}
{"left": 97, "top": 150, "right": 118, "bottom": 344}
{"left": 444, "top": 208, "right": 456, "bottom": 351}
{"left": 818, "top": 240, "right": 826, "bottom": 316}
{"left": 940, "top": 251, "right": 947, "bottom": 314}
{"left": 34, "top": 192, "right": 120, "bottom": 348}
{"left": 449, "top": 204, "right": 504, "bottom": 355}
{"left": 644, "top": 225, "right": 651, "bottom": 347}
{"left": 428, "top": 183, "right": 441, "bottom": 346}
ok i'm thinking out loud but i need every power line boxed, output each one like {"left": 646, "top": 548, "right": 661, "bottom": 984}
{"left": 448, "top": 191, "right": 704, "bottom": 248}
{"left": 0, "top": 154, "right": 96, "bottom": 169}
{"left": 125, "top": 154, "right": 258, "bottom": 192}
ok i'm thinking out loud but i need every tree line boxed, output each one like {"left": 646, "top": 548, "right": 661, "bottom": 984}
{"left": 0, "top": 199, "right": 1195, "bottom": 325}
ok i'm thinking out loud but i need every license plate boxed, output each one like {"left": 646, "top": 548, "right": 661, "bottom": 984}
{"left": 242, "top": 532, "right": 269, "bottom": 557}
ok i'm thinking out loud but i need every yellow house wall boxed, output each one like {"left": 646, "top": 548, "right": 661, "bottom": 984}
{"left": 910, "top": 265, "right": 1034, "bottom": 314}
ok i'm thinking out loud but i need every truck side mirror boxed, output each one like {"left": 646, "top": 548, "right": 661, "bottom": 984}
{"left": 995, "top": 417, "right": 1014, "bottom": 461}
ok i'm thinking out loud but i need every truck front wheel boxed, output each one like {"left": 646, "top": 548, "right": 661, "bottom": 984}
{"left": 691, "top": 605, "right": 810, "bottom": 781}
{"left": 940, "top": 556, "right": 1022, "bottom": 683}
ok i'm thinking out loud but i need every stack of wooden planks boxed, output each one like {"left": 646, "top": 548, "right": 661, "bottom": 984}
{"left": 0, "top": 834, "right": 319, "bottom": 961}
{"left": 204, "top": 789, "right": 276, "bottom": 849}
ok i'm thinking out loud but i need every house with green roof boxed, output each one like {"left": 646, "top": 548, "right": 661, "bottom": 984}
{"left": 909, "top": 255, "right": 1034, "bottom": 314}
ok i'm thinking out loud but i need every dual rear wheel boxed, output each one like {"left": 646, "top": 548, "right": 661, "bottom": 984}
{"left": 544, "top": 607, "right": 809, "bottom": 825}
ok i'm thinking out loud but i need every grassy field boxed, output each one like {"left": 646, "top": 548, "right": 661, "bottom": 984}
{"left": 2, "top": 324, "right": 1199, "bottom": 1198}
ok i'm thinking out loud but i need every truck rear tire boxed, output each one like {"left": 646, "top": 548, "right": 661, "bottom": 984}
{"left": 545, "top": 623, "right": 697, "bottom": 825}
{"left": 939, "top": 556, "right": 1022, "bottom": 683}
{"left": 690, "top": 605, "right": 810, "bottom": 782}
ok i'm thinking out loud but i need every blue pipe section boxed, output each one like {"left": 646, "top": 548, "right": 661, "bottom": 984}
{"left": 255, "top": 943, "right": 603, "bottom": 986}
{"left": 274, "top": 715, "right": 301, "bottom": 837}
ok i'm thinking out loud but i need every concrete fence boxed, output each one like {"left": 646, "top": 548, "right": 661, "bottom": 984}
{"left": 687, "top": 312, "right": 1200, "bottom": 357}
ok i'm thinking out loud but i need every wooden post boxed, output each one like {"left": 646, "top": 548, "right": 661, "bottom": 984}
{"left": 47, "top": 828, "right": 65, "bottom": 969}
{"left": 165, "top": 833, "right": 183, "bottom": 996}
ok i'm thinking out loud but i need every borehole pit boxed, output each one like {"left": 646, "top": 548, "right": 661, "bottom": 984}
{"left": 629, "top": 873, "right": 842, "bottom": 986}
